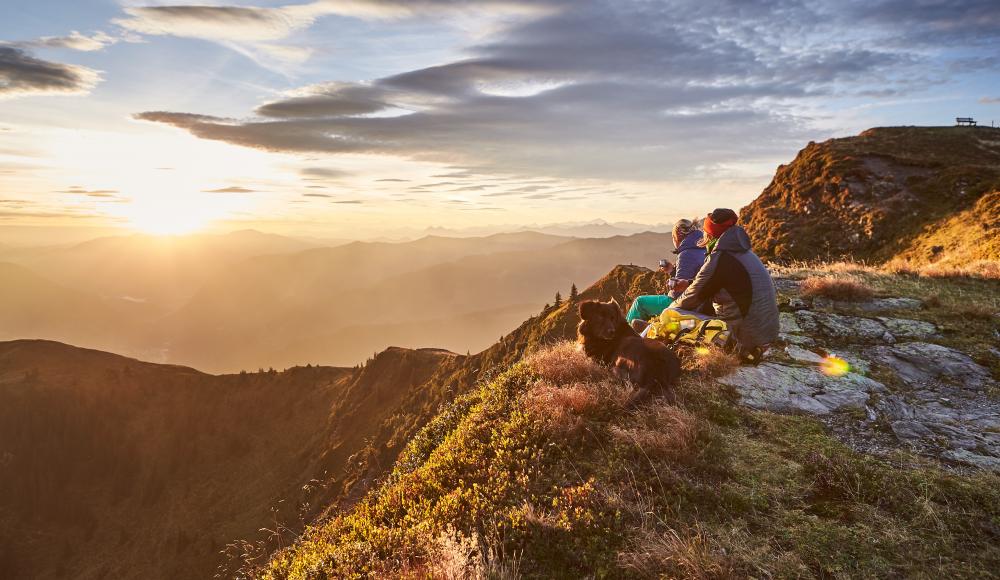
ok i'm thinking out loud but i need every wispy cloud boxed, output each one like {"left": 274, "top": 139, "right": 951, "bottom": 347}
{"left": 202, "top": 186, "right": 258, "bottom": 193}
{"left": 18, "top": 30, "right": 118, "bottom": 52}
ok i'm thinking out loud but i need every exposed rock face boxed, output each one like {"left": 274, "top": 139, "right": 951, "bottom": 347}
{"left": 720, "top": 361, "right": 884, "bottom": 415}
{"left": 732, "top": 276, "right": 1000, "bottom": 472}
{"left": 794, "top": 310, "right": 891, "bottom": 341}
{"left": 869, "top": 342, "right": 993, "bottom": 388}
{"left": 739, "top": 126, "right": 1000, "bottom": 264}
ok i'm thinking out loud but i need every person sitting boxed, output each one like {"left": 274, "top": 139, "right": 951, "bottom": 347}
{"left": 626, "top": 219, "right": 707, "bottom": 328}
{"left": 667, "top": 208, "right": 779, "bottom": 358}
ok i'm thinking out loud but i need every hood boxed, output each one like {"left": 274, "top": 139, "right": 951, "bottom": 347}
{"left": 673, "top": 229, "right": 703, "bottom": 253}
{"left": 714, "top": 226, "right": 752, "bottom": 253}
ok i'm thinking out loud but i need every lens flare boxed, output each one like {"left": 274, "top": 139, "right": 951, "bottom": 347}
{"left": 820, "top": 356, "right": 851, "bottom": 377}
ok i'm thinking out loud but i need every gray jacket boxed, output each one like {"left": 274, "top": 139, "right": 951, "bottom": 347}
{"left": 670, "top": 226, "right": 779, "bottom": 350}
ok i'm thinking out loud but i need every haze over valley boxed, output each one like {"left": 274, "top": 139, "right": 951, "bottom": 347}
{"left": 0, "top": 227, "right": 675, "bottom": 371}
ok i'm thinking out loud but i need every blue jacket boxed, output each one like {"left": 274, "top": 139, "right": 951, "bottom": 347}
{"left": 673, "top": 230, "right": 706, "bottom": 281}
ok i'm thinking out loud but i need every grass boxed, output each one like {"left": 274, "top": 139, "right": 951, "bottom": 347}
{"left": 799, "top": 275, "right": 875, "bottom": 302}
{"left": 262, "top": 342, "right": 1000, "bottom": 579}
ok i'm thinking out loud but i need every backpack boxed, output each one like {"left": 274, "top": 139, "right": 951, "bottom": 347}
{"left": 642, "top": 309, "right": 732, "bottom": 350}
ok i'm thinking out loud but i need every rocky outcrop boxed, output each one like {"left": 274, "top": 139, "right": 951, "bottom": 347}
{"left": 720, "top": 360, "right": 884, "bottom": 415}
{"left": 722, "top": 276, "right": 1000, "bottom": 472}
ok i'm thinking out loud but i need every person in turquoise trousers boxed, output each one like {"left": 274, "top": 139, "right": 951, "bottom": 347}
{"left": 626, "top": 219, "right": 706, "bottom": 324}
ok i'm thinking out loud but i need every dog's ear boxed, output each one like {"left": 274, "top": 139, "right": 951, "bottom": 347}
{"left": 579, "top": 300, "right": 599, "bottom": 320}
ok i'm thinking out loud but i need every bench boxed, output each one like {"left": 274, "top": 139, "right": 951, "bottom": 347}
{"left": 956, "top": 117, "right": 977, "bottom": 126}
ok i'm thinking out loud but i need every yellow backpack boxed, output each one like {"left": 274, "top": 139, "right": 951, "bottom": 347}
{"left": 643, "top": 309, "right": 731, "bottom": 350}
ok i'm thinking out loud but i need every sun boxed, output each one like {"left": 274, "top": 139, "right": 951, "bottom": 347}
{"left": 112, "top": 194, "right": 234, "bottom": 236}
{"left": 116, "top": 197, "right": 206, "bottom": 235}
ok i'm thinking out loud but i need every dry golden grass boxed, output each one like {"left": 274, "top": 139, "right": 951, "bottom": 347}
{"left": 916, "top": 260, "right": 1000, "bottom": 280}
{"left": 682, "top": 346, "right": 741, "bottom": 378}
{"left": 799, "top": 275, "right": 875, "bottom": 302}
{"left": 617, "top": 526, "right": 735, "bottom": 580}
{"left": 953, "top": 304, "right": 999, "bottom": 319}
{"left": 610, "top": 403, "right": 700, "bottom": 462}
{"left": 778, "top": 259, "right": 1000, "bottom": 281}
{"left": 525, "top": 342, "right": 632, "bottom": 435}
{"left": 524, "top": 341, "right": 609, "bottom": 386}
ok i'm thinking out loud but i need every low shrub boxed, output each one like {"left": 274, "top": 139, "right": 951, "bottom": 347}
{"left": 799, "top": 275, "right": 875, "bottom": 302}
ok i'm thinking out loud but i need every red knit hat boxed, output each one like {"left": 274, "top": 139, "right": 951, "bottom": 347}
{"left": 704, "top": 208, "right": 737, "bottom": 239}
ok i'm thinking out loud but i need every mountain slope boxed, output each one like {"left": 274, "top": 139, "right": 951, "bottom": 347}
{"left": 740, "top": 126, "right": 1000, "bottom": 264}
{"left": 262, "top": 266, "right": 1000, "bottom": 579}
{"left": 0, "top": 340, "right": 464, "bottom": 580}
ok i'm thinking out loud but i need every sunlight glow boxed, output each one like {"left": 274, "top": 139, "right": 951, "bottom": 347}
{"left": 820, "top": 355, "right": 851, "bottom": 377}
{"left": 118, "top": 197, "right": 213, "bottom": 235}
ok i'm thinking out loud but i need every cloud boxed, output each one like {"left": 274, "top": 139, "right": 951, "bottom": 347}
{"left": 56, "top": 187, "right": 121, "bottom": 198}
{"left": 112, "top": 0, "right": 556, "bottom": 69}
{"left": 981, "top": 97, "right": 1000, "bottom": 104}
{"left": 302, "top": 192, "right": 331, "bottom": 197}
{"left": 202, "top": 186, "right": 257, "bottom": 193}
{"left": 0, "top": 46, "right": 100, "bottom": 98}
{"left": 113, "top": 5, "right": 317, "bottom": 42}
{"left": 300, "top": 167, "right": 350, "bottom": 179}
{"left": 112, "top": 4, "right": 324, "bottom": 67}
{"left": 257, "top": 83, "right": 389, "bottom": 117}
{"left": 133, "top": 0, "right": 1000, "bottom": 181}
{"left": 19, "top": 31, "right": 117, "bottom": 52}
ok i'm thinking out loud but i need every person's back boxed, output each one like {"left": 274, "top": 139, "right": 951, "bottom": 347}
{"left": 673, "top": 228, "right": 706, "bottom": 286}
{"left": 670, "top": 209, "right": 779, "bottom": 352}
{"left": 706, "top": 226, "right": 779, "bottom": 349}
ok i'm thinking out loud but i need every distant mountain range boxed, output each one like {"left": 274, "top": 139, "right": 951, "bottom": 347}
{"left": 0, "top": 229, "right": 675, "bottom": 372}
{"left": 418, "top": 219, "right": 674, "bottom": 239}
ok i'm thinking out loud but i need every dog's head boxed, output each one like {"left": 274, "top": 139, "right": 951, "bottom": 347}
{"left": 578, "top": 299, "right": 624, "bottom": 341}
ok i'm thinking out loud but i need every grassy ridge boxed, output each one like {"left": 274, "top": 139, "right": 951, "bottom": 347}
{"left": 263, "top": 343, "right": 1000, "bottom": 579}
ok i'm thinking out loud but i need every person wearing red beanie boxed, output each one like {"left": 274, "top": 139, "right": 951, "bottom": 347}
{"left": 669, "top": 208, "right": 779, "bottom": 359}
{"left": 702, "top": 208, "right": 738, "bottom": 240}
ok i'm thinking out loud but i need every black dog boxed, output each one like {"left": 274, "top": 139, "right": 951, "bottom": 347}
{"left": 577, "top": 299, "right": 681, "bottom": 405}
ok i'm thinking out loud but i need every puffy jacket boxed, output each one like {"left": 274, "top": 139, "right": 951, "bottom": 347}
{"left": 669, "top": 226, "right": 779, "bottom": 350}
{"left": 673, "top": 230, "right": 706, "bottom": 281}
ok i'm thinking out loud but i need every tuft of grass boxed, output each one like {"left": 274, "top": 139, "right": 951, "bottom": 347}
{"left": 799, "top": 275, "right": 875, "bottom": 302}
{"left": 523, "top": 341, "right": 608, "bottom": 386}
{"left": 524, "top": 342, "right": 632, "bottom": 435}
{"left": 610, "top": 403, "right": 701, "bottom": 463}
{"left": 618, "top": 526, "right": 735, "bottom": 580}
{"left": 682, "top": 346, "right": 741, "bottom": 378}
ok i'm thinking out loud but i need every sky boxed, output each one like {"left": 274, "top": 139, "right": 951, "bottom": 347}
{"left": 1, "top": 0, "right": 998, "bottom": 241}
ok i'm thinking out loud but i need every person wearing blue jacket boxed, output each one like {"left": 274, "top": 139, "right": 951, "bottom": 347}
{"left": 626, "top": 219, "right": 707, "bottom": 324}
